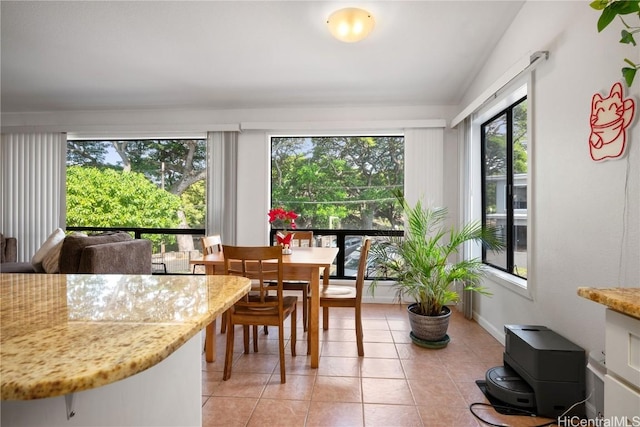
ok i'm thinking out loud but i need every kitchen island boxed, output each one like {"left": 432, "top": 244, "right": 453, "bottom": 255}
{"left": 1, "top": 273, "right": 250, "bottom": 426}
{"left": 578, "top": 287, "right": 640, "bottom": 421}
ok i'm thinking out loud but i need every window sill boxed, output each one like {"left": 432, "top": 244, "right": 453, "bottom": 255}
{"left": 486, "top": 267, "right": 532, "bottom": 300}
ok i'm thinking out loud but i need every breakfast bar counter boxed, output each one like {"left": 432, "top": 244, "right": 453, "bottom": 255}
{"left": 1, "top": 273, "right": 251, "bottom": 426}
{"left": 577, "top": 287, "right": 640, "bottom": 319}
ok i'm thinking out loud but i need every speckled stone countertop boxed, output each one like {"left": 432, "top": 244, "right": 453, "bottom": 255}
{"left": 1, "top": 273, "right": 250, "bottom": 400}
{"left": 577, "top": 287, "right": 640, "bottom": 320}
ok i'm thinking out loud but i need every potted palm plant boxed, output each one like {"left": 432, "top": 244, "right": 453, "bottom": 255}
{"left": 370, "top": 193, "right": 504, "bottom": 348}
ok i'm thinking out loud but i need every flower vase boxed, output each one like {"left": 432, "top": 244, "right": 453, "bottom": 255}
{"left": 275, "top": 231, "right": 294, "bottom": 254}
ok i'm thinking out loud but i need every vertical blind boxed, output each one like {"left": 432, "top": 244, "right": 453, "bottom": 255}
{"left": 1, "top": 133, "right": 66, "bottom": 262}
{"left": 206, "top": 131, "right": 238, "bottom": 245}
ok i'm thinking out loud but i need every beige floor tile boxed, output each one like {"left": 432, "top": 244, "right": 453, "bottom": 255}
{"left": 202, "top": 396, "right": 258, "bottom": 427}
{"left": 261, "top": 373, "right": 315, "bottom": 400}
{"left": 322, "top": 340, "right": 360, "bottom": 357}
{"left": 246, "top": 399, "right": 310, "bottom": 427}
{"left": 306, "top": 401, "right": 364, "bottom": 427}
{"left": 316, "top": 356, "right": 362, "bottom": 377}
{"left": 360, "top": 357, "right": 405, "bottom": 378}
{"left": 364, "top": 404, "right": 423, "bottom": 427}
{"left": 360, "top": 342, "right": 398, "bottom": 358}
{"left": 211, "top": 372, "right": 270, "bottom": 398}
{"left": 312, "top": 375, "right": 362, "bottom": 402}
{"left": 362, "top": 329, "right": 394, "bottom": 343}
{"left": 417, "top": 404, "right": 481, "bottom": 427}
{"left": 362, "top": 378, "right": 414, "bottom": 405}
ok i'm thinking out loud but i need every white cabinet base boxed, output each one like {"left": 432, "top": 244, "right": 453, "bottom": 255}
{"left": 605, "top": 374, "right": 640, "bottom": 421}
{"left": 1, "top": 334, "right": 202, "bottom": 427}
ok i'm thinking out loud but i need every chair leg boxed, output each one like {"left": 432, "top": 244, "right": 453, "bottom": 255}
{"left": 323, "top": 306, "right": 329, "bottom": 330}
{"left": 302, "top": 286, "right": 309, "bottom": 332}
{"left": 291, "top": 305, "right": 297, "bottom": 357}
{"left": 278, "top": 323, "right": 286, "bottom": 384}
{"left": 243, "top": 325, "right": 250, "bottom": 354}
{"left": 253, "top": 325, "right": 259, "bottom": 353}
{"left": 205, "top": 320, "right": 215, "bottom": 363}
{"left": 220, "top": 311, "right": 227, "bottom": 333}
{"left": 355, "top": 305, "right": 364, "bottom": 357}
{"left": 223, "top": 316, "right": 234, "bottom": 381}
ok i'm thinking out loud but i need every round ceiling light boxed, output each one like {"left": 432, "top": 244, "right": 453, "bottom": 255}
{"left": 327, "top": 7, "right": 375, "bottom": 43}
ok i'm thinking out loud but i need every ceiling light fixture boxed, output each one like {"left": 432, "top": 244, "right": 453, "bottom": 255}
{"left": 327, "top": 7, "right": 375, "bottom": 43}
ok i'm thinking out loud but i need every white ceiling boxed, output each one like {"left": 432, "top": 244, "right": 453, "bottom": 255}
{"left": 0, "top": 1, "right": 524, "bottom": 113}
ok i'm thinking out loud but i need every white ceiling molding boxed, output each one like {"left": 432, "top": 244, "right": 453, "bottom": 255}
{"left": 241, "top": 119, "right": 446, "bottom": 132}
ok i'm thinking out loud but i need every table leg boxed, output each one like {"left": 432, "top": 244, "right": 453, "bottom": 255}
{"left": 309, "top": 267, "right": 320, "bottom": 368}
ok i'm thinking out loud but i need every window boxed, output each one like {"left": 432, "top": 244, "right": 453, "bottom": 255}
{"left": 270, "top": 135, "right": 404, "bottom": 278}
{"left": 481, "top": 96, "right": 528, "bottom": 279}
{"left": 66, "top": 138, "right": 207, "bottom": 272}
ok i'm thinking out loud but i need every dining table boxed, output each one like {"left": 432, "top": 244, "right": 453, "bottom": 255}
{"left": 190, "top": 246, "right": 339, "bottom": 368}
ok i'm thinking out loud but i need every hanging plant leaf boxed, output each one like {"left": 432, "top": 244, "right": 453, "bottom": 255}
{"left": 620, "top": 29, "right": 637, "bottom": 45}
{"left": 622, "top": 67, "right": 637, "bottom": 87}
{"left": 597, "top": 5, "right": 619, "bottom": 31}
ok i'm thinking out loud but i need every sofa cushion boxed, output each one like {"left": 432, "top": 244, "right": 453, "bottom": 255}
{"left": 31, "top": 228, "right": 66, "bottom": 272}
{"left": 0, "top": 262, "right": 36, "bottom": 273}
{"left": 59, "top": 232, "right": 133, "bottom": 274}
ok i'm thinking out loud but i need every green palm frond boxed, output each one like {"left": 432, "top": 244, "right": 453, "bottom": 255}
{"left": 370, "top": 192, "right": 502, "bottom": 316}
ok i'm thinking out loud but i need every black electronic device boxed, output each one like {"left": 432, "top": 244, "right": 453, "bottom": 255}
{"left": 485, "top": 365, "right": 535, "bottom": 408}
{"left": 484, "top": 325, "right": 586, "bottom": 418}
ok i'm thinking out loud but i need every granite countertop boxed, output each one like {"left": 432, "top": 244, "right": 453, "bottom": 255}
{"left": 577, "top": 287, "right": 640, "bottom": 320}
{"left": 1, "top": 273, "right": 250, "bottom": 400}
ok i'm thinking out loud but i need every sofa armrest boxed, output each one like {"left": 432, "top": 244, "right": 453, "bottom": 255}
{"left": 78, "top": 239, "right": 153, "bottom": 274}
{"left": 4, "top": 237, "right": 17, "bottom": 263}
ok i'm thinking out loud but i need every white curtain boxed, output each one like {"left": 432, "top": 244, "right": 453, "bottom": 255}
{"left": 206, "top": 131, "right": 238, "bottom": 245}
{"left": 1, "top": 133, "right": 67, "bottom": 262}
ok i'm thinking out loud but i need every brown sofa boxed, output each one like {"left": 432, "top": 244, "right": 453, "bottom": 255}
{"left": 1, "top": 234, "right": 18, "bottom": 263}
{"left": 0, "top": 232, "right": 152, "bottom": 274}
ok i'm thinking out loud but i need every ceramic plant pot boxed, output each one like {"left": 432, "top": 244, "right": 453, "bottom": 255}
{"left": 407, "top": 304, "right": 451, "bottom": 342}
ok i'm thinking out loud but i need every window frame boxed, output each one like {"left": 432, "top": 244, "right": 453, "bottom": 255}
{"left": 467, "top": 80, "right": 530, "bottom": 296}
{"left": 480, "top": 95, "right": 527, "bottom": 279}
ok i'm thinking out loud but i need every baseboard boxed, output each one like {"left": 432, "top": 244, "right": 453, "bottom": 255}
{"left": 472, "top": 310, "right": 505, "bottom": 345}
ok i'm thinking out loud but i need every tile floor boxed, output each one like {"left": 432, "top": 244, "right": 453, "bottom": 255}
{"left": 201, "top": 304, "right": 556, "bottom": 426}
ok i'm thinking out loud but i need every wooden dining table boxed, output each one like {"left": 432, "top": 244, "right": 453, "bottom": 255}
{"left": 190, "top": 246, "right": 339, "bottom": 369}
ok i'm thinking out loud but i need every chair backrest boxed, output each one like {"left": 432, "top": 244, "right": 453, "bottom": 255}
{"left": 222, "top": 245, "right": 283, "bottom": 306}
{"left": 291, "top": 231, "right": 314, "bottom": 248}
{"left": 201, "top": 235, "right": 223, "bottom": 256}
{"left": 355, "top": 238, "right": 372, "bottom": 304}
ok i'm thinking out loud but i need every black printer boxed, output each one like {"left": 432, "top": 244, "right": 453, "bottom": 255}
{"left": 485, "top": 325, "right": 586, "bottom": 418}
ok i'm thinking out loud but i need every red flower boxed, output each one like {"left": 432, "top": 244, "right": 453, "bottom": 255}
{"left": 268, "top": 207, "right": 298, "bottom": 229}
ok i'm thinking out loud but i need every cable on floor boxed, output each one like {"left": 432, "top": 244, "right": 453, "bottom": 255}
{"left": 469, "top": 390, "right": 593, "bottom": 427}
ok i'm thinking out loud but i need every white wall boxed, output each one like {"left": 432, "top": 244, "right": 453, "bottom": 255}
{"left": 463, "top": 1, "right": 640, "bottom": 357}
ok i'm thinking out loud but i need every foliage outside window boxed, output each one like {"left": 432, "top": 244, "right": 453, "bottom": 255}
{"left": 481, "top": 97, "right": 528, "bottom": 279}
{"left": 66, "top": 139, "right": 206, "bottom": 251}
{"left": 270, "top": 136, "right": 405, "bottom": 230}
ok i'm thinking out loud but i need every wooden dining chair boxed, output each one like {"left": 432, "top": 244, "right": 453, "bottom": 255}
{"left": 318, "top": 237, "right": 371, "bottom": 356}
{"left": 222, "top": 245, "right": 297, "bottom": 383}
{"left": 197, "top": 235, "right": 225, "bottom": 361}
{"left": 267, "top": 230, "right": 314, "bottom": 332}
{"left": 193, "top": 235, "right": 223, "bottom": 274}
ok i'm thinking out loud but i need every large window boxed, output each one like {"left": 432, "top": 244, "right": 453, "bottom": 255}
{"left": 66, "top": 139, "right": 207, "bottom": 260}
{"left": 270, "top": 135, "right": 404, "bottom": 278}
{"left": 270, "top": 136, "right": 404, "bottom": 229}
{"left": 481, "top": 97, "right": 528, "bottom": 279}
